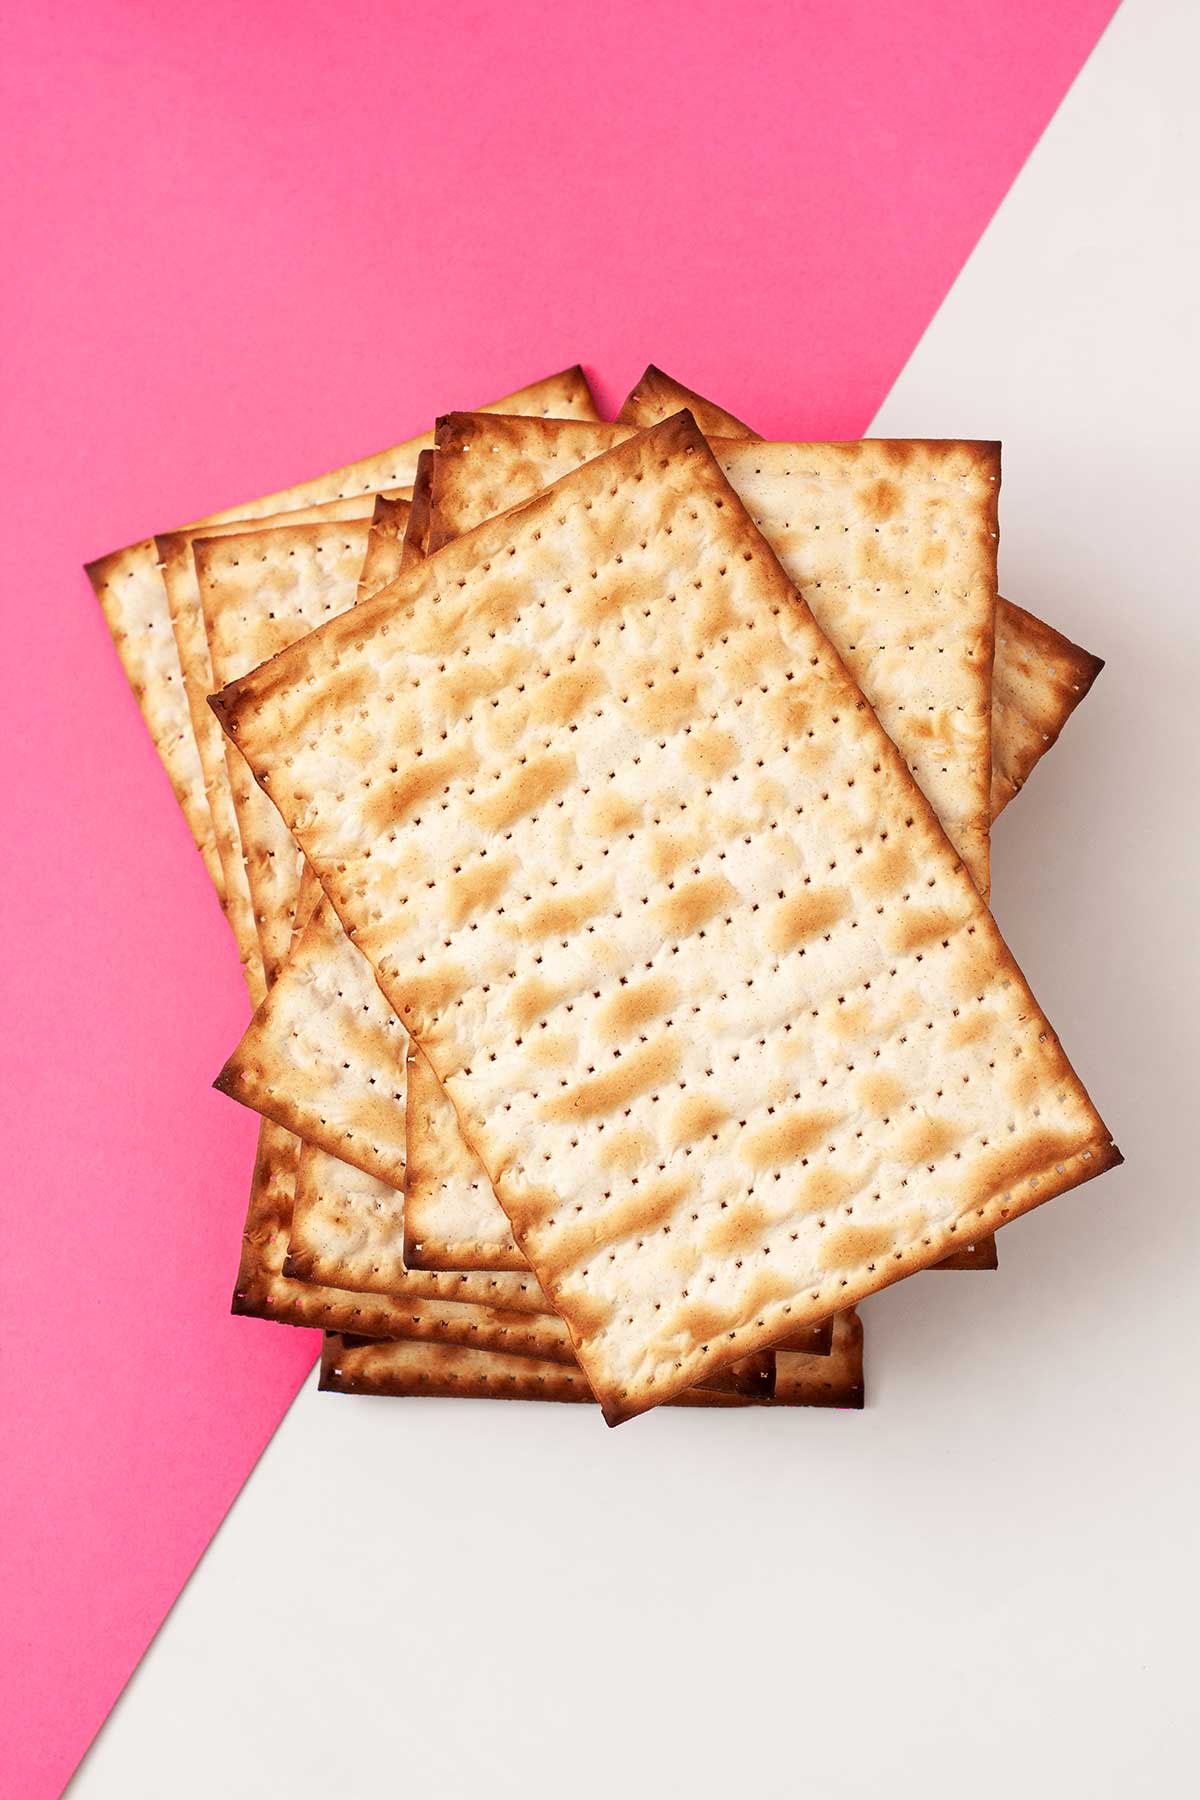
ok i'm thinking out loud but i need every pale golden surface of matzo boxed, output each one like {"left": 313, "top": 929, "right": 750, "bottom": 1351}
{"left": 196, "top": 520, "right": 372, "bottom": 981}
{"left": 617, "top": 363, "right": 1105, "bottom": 833}
{"left": 404, "top": 1046, "right": 529, "bottom": 1272}
{"left": 234, "top": 1119, "right": 552, "bottom": 1326}
{"left": 216, "top": 889, "right": 411, "bottom": 1188}
{"left": 161, "top": 495, "right": 402, "bottom": 1000}
{"left": 429, "top": 413, "right": 997, "bottom": 892}
{"left": 990, "top": 600, "right": 1105, "bottom": 816}
{"left": 83, "top": 366, "right": 598, "bottom": 910}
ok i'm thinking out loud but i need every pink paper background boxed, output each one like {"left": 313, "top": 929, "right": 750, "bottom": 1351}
{"left": 1, "top": 3, "right": 1119, "bottom": 1793}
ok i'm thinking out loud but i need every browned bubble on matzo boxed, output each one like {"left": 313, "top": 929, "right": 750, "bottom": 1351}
{"left": 234, "top": 1119, "right": 554, "bottom": 1327}
{"left": 83, "top": 367, "right": 597, "bottom": 911}
{"left": 290, "top": 854, "right": 324, "bottom": 940}
{"left": 214, "top": 414, "right": 1120, "bottom": 1424}
{"left": 216, "top": 889, "right": 411, "bottom": 1187}
{"left": 428, "top": 412, "right": 997, "bottom": 893}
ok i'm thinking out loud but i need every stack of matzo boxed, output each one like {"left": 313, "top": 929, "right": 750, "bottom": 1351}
{"left": 87, "top": 363, "right": 1119, "bottom": 1424}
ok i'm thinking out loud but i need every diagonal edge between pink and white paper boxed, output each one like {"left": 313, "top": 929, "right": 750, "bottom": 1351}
{"left": 0, "top": 3, "right": 1120, "bottom": 1793}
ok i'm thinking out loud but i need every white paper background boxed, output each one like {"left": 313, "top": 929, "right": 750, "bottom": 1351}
{"left": 71, "top": 2, "right": 1199, "bottom": 1793}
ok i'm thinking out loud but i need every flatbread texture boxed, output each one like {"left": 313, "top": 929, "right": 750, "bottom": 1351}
{"left": 401, "top": 450, "right": 436, "bottom": 571}
{"left": 990, "top": 601, "right": 1105, "bottom": 816}
{"left": 616, "top": 364, "right": 758, "bottom": 438}
{"left": 286, "top": 1139, "right": 408, "bottom": 1291}
{"left": 216, "top": 389, "right": 1066, "bottom": 1281}
{"left": 233, "top": 866, "right": 550, "bottom": 1326}
{"left": 84, "top": 542, "right": 227, "bottom": 898}
{"left": 357, "top": 494, "right": 414, "bottom": 602}
{"left": 619, "top": 368, "right": 1104, "bottom": 1275}
{"left": 319, "top": 1310, "right": 860, "bottom": 1407}
{"left": 407, "top": 1031, "right": 987, "bottom": 1281}
{"left": 221, "top": 897, "right": 823, "bottom": 1302}
{"left": 320, "top": 1334, "right": 746, "bottom": 1405}
{"left": 195, "top": 519, "right": 374, "bottom": 981}
{"left": 214, "top": 414, "right": 1120, "bottom": 1424}
{"left": 83, "top": 365, "right": 599, "bottom": 913}
{"left": 405, "top": 1045, "right": 527, "bottom": 1272}
{"left": 234, "top": 1119, "right": 552, "bottom": 1330}
{"left": 160, "top": 495, "right": 403, "bottom": 1000}
{"left": 427, "top": 412, "right": 998, "bottom": 894}
{"left": 360, "top": 1041, "right": 829, "bottom": 1378}
{"left": 287, "top": 1122, "right": 784, "bottom": 1397}
{"left": 618, "top": 366, "right": 1104, "bottom": 824}
{"left": 216, "top": 886, "right": 411, "bottom": 1185}
{"left": 224, "top": 987, "right": 834, "bottom": 1369}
